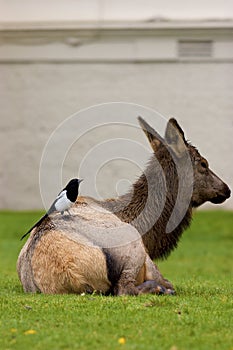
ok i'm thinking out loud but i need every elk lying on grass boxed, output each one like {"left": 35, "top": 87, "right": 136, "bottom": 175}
{"left": 17, "top": 118, "right": 230, "bottom": 295}
{"left": 17, "top": 198, "right": 169, "bottom": 295}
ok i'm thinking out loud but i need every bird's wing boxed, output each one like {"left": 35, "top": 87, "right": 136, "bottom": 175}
{"left": 47, "top": 190, "right": 67, "bottom": 215}
{"left": 56, "top": 190, "right": 67, "bottom": 200}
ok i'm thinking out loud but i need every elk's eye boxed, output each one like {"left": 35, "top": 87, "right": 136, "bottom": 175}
{"left": 201, "top": 161, "right": 208, "bottom": 169}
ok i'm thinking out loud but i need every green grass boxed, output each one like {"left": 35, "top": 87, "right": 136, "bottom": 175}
{"left": 0, "top": 210, "right": 232, "bottom": 350}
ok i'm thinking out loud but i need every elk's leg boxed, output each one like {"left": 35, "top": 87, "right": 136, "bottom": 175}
{"left": 109, "top": 242, "right": 174, "bottom": 296}
{"left": 114, "top": 271, "right": 140, "bottom": 296}
{"left": 135, "top": 255, "right": 175, "bottom": 295}
{"left": 144, "top": 255, "right": 174, "bottom": 290}
{"left": 110, "top": 241, "right": 146, "bottom": 296}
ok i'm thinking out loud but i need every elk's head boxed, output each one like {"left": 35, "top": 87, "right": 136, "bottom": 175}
{"left": 138, "top": 117, "right": 231, "bottom": 208}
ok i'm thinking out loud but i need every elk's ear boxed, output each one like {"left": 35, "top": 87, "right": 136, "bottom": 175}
{"left": 138, "top": 116, "right": 164, "bottom": 152}
{"left": 165, "top": 118, "right": 187, "bottom": 157}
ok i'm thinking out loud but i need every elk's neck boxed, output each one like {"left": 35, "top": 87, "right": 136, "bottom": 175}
{"left": 103, "top": 154, "right": 193, "bottom": 260}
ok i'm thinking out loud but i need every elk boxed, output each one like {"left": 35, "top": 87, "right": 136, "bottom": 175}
{"left": 17, "top": 118, "right": 230, "bottom": 295}
{"left": 100, "top": 117, "right": 230, "bottom": 289}
{"left": 17, "top": 197, "right": 170, "bottom": 296}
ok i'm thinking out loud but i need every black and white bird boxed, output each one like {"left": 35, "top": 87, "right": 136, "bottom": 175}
{"left": 20, "top": 178, "right": 83, "bottom": 241}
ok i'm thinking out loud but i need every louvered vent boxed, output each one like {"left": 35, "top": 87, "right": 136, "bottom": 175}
{"left": 178, "top": 40, "right": 213, "bottom": 58}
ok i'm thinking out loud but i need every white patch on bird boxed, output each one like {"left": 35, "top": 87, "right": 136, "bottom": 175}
{"left": 54, "top": 191, "right": 72, "bottom": 212}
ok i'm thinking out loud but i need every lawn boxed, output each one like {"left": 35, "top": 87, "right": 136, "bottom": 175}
{"left": 0, "top": 211, "right": 232, "bottom": 350}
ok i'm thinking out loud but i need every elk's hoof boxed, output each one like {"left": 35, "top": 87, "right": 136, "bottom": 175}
{"left": 137, "top": 280, "right": 175, "bottom": 295}
{"left": 165, "top": 288, "right": 175, "bottom": 295}
{"left": 162, "top": 278, "right": 174, "bottom": 290}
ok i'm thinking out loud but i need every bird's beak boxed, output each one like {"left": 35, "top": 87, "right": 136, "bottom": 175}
{"left": 79, "top": 179, "right": 84, "bottom": 184}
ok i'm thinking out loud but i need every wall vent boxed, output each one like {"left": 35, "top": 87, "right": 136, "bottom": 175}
{"left": 178, "top": 40, "right": 213, "bottom": 58}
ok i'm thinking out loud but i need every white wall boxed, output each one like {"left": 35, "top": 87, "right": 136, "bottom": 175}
{"left": 1, "top": 62, "right": 232, "bottom": 210}
{"left": 1, "top": 20, "right": 232, "bottom": 210}
{"left": 1, "top": 0, "right": 233, "bottom": 22}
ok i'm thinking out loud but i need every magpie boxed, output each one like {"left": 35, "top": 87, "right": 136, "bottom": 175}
{"left": 20, "top": 178, "right": 83, "bottom": 241}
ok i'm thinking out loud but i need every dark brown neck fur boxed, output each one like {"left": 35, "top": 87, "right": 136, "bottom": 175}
{"left": 103, "top": 147, "right": 193, "bottom": 260}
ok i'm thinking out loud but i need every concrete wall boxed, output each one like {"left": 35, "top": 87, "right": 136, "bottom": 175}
{"left": 1, "top": 23, "right": 233, "bottom": 210}
{"left": 1, "top": 62, "right": 233, "bottom": 210}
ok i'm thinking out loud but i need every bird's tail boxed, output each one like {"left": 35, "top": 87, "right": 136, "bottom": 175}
{"left": 20, "top": 213, "right": 48, "bottom": 241}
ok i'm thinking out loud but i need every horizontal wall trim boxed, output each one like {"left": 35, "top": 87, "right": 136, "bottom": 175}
{"left": 1, "top": 28, "right": 233, "bottom": 41}
{"left": 1, "top": 20, "right": 233, "bottom": 31}
{"left": 0, "top": 58, "right": 233, "bottom": 64}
